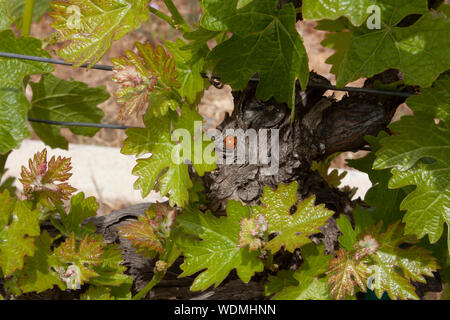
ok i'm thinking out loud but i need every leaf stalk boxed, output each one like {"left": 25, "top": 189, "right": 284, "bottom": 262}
{"left": 22, "top": 0, "right": 35, "bottom": 36}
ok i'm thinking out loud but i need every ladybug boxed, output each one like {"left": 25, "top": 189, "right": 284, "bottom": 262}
{"left": 224, "top": 135, "right": 237, "bottom": 150}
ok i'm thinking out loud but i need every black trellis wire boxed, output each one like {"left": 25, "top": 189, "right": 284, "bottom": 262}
{"left": 27, "top": 118, "right": 134, "bottom": 129}
{"left": 1, "top": 52, "right": 417, "bottom": 131}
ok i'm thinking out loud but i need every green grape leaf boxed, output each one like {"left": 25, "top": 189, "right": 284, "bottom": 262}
{"left": 311, "top": 153, "right": 347, "bottom": 188}
{"left": 17, "top": 231, "right": 65, "bottom": 293}
{"left": 237, "top": 0, "right": 254, "bottom": 9}
{"left": 327, "top": 248, "right": 369, "bottom": 299}
{"left": 50, "top": 0, "right": 149, "bottom": 67}
{"left": 336, "top": 215, "right": 357, "bottom": 251}
{"left": 80, "top": 286, "right": 114, "bottom": 300}
{"left": 121, "top": 106, "right": 216, "bottom": 207}
{"left": 0, "top": 190, "right": 40, "bottom": 276}
{"left": 54, "top": 233, "right": 103, "bottom": 284}
{"left": 367, "top": 222, "right": 439, "bottom": 300}
{"left": 19, "top": 149, "right": 77, "bottom": 208}
{"left": 321, "top": 1, "right": 448, "bottom": 88}
{"left": 264, "top": 270, "right": 298, "bottom": 296}
{"left": 274, "top": 244, "right": 332, "bottom": 300}
{"left": 177, "top": 202, "right": 264, "bottom": 291}
{"left": 0, "top": 155, "right": 16, "bottom": 194}
{"left": 251, "top": 182, "right": 334, "bottom": 253}
{"left": 374, "top": 114, "right": 449, "bottom": 250}
{"left": 439, "top": 3, "right": 450, "bottom": 18}
{"left": 204, "top": 0, "right": 309, "bottom": 108}
{"left": 348, "top": 132, "right": 411, "bottom": 225}
{"left": 6, "top": 0, "right": 51, "bottom": 28}
{"left": 302, "top": 0, "right": 374, "bottom": 26}
{"left": 111, "top": 43, "right": 181, "bottom": 119}
{"left": 51, "top": 192, "right": 98, "bottom": 239}
{"left": 0, "top": 30, "right": 54, "bottom": 155}
{"left": 88, "top": 244, "right": 132, "bottom": 287}
{"left": 118, "top": 203, "right": 177, "bottom": 258}
{"left": 405, "top": 75, "right": 449, "bottom": 121}
{"left": 333, "top": 218, "right": 439, "bottom": 300}
{"left": 165, "top": 39, "right": 206, "bottom": 104}
{"left": 81, "top": 279, "right": 132, "bottom": 300}
{"left": 0, "top": 0, "right": 13, "bottom": 30}
{"left": 183, "top": 26, "right": 222, "bottom": 52}
{"left": 29, "top": 74, "right": 108, "bottom": 150}
{"left": 320, "top": 31, "right": 352, "bottom": 80}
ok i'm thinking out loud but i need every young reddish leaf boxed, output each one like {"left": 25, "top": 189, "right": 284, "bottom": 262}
{"left": 238, "top": 214, "right": 268, "bottom": 251}
{"left": 0, "top": 191, "right": 40, "bottom": 276}
{"left": 327, "top": 248, "right": 369, "bottom": 300}
{"left": 354, "top": 235, "right": 379, "bottom": 260}
{"left": 54, "top": 233, "right": 103, "bottom": 284}
{"left": 112, "top": 43, "right": 180, "bottom": 119}
{"left": 19, "top": 148, "right": 76, "bottom": 207}
{"left": 334, "top": 217, "right": 440, "bottom": 300}
{"left": 50, "top": 0, "right": 149, "bottom": 67}
{"left": 118, "top": 203, "right": 177, "bottom": 258}
{"left": 251, "top": 182, "right": 334, "bottom": 253}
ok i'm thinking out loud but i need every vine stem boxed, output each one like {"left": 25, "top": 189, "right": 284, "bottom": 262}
{"left": 149, "top": 6, "right": 176, "bottom": 29}
{"left": 131, "top": 272, "right": 165, "bottom": 300}
{"left": 22, "top": 0, "right": 35, "bottom": 36}
{"left": 163, "top": 0, "right": 191, "bottom": 33}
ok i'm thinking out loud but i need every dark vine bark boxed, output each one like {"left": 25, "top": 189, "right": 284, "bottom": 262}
{"left": 202, "top": 71, "right": 406, "bottom": 255}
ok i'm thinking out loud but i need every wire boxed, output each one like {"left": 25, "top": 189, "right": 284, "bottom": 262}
{"left": 1, "top": 52, "right": 415, "bottom": 97}
{"left": 27, "top": 118, "right": 135, "bottom": 130}
{"left": 0, "top": 52, "right": 114, "bottom": 71}
{"left": 200, "top": 73, "right": 415, "bottom": 98}
{"left": 1, "top": 52, "right": 417, "bottom": 130}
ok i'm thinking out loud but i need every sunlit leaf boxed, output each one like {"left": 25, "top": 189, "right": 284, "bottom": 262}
{"left": 121, "top": 106, "right": 216, "bottom": 207}
{"left": 251, "top": 182, "right": 334, "bottom": 253}
{"left": 111, "top": 43, "right": 180, "bottom": 119}
{"left": 177, "top": 202, "right": 264, "bottom": 291}
{"left": 0, "top": 30, "right": 53, "bottom": 154}
{"left": 19, "top": 149, "right": 77, "bottom": 208}
{"left": 50, "top": 0, "right": 149, "bottom": 67}
{"left": 0, "top": 190, "right": 40, "bottom": 276}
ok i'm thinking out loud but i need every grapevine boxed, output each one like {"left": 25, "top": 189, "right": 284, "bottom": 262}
{"left": 0, "top": 0, "right": 448, "bottom": 301}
